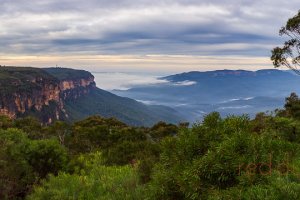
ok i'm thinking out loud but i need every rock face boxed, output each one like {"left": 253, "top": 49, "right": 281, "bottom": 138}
{"left": 0, "top": 67, "right": 96, "bottom": 123}
{"left": 60, "top": 77, "right": 96, "bottom": 101}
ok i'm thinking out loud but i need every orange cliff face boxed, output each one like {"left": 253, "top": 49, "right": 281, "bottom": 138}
{"left": 60, "top": 77, "right": 96, "bottom": 101}
{"left": 0, "top": 108, "right": 15, "bottom": 118}
{"left": 60, "top": 77, "right": 95, "bottom": 91}
{"left": 0, "top": 75, "right": 96, "bottom": 123}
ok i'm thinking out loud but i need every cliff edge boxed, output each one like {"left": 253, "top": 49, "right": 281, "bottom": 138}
{"left": 0, "top": 67, "right": 96, "bottom": 123}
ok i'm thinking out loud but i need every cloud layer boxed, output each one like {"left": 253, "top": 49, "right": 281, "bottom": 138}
{"left": 0, "top": 0, "right": 299, "bottom": 68}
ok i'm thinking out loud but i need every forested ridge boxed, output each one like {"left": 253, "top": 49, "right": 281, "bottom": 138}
{"left": 1, "top": 93, "right": 300, "bottom": 199}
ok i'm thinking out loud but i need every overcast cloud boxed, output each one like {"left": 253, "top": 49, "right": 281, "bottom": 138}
{"left": 0, "top": 0, "right": 299, "bottom": 70}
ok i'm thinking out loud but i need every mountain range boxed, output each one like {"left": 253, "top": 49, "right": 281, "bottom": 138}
{"left": 2, "top": 67, "right": 299, "bottom": 126}
{"left": 114, "top": 69, "right": 300, "bottom": 122}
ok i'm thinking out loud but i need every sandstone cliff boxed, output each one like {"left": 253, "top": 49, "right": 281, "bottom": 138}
{"left": 0, "top": 67, "right": 96, "bottom": 123}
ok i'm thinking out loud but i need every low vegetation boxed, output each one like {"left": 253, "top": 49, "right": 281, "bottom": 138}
{"left": 1, "top": 93, "right": 300, "bottom": 199}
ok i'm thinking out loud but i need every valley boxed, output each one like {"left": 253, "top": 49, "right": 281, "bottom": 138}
{"left": 114, "top": 69, "right": 300, "bottom": 122}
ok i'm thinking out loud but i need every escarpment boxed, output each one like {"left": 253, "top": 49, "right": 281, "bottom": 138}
{"left": 0, "top": 66, "right": 184, "bottom": 127}
{"left": 0, "top": 67, "right": 96, "bottom": 123}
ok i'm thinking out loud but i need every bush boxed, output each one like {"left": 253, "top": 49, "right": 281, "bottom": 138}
{"left": 0, "top": 128, "right": 68, "bottom": 199}
{"left": 28, "top": 153, "right": 146, "bottom": 200}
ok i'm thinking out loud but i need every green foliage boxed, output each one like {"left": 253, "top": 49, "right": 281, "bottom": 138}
{"left": 0, "top": 128, "right": 36, "bottom": 199}
{"left": 104, "top": 141, "right": 145, "bottom": 165}
{"left": 149, "top": 129, "right": 201, "bottom": 199}
{"left": 0, "top": 115, "right": 13, "bottom": 129}
{"left": 66, "top": 116, "right": 159, "bottom": 169}
{"left": 67, "top": 116, "right": 128, "bottom": 154}
{"left": 14, "top": 117, "right": 43, "bottom": 139}
{"left": 284, "top": 92, "right": 300, "bottom": 119}
{"left": 0, "top": 128, "right": 68, "bottom": 199}
{"left": 25, "top": 139, "right": 68, "bottom": 178}
{"left": 4, "top": 92, "right": 300, "bottom": 199}
{"left": 271, "top": 10, "right": 300, "bottom": 74}
{"left": 43, "top": 121, "right": 71, "bottom": 145}
{"left": 150, "top": 121, "right": 178, "bottom": 141}
{"left": 264, "top": 116, "right": 300, "bottom": 142}
{"left": 27, "top": 153, "right": 146, "bottom": 200}
{"left": 209, "top": 173, "right": 300, "bottom": 200}
{"left": 0, "top": 67, "right": 57, "bottom": 94}
{"left": 149, "top": 114, "right": 300, "bottom": 200}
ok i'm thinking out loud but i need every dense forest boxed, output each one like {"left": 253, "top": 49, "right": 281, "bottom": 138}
{"left": 1, "top": 92, "right": 300, "bottom": 199}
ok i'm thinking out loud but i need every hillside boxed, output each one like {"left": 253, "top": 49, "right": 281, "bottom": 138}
{"left": 0, "top": 67, "right": 183, "bottom": 126}
{"left": 64, "top": 87, "right": 183, "bottom": 126}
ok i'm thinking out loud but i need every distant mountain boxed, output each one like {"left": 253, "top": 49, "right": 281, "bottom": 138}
{"left": 0, "top": 67, "right": 184, "bottom": 126}
{"left": 114, "top": 69, "right": 300, "bottom": 122}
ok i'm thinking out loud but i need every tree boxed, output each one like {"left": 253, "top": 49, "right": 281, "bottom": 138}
{"left": 25, "top": 139, "right": 68, "bottom": 179}
{"left": 14, "top": 117, "right": 42, "bottom": 139}
{"left": 271, "top": 10, "right": 300, "bottom": 74}
{"left": 0, "top": 128, "right": 67, "bottom": 199}
{"left": 0, "top": 129, "right": 35, "bottom": 199}
{"left": 284, "top": 92, "right": 300, "bottom": 118}
{"left": 150, "top": 121, "right": 178, "bottom": 141}
{"left": 44, "top": 121, "right": 71, "bottom": 145}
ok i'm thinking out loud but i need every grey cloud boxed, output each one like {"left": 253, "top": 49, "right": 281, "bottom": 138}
{"left": 0, "top": 0, "right": 299, "bottom": 56}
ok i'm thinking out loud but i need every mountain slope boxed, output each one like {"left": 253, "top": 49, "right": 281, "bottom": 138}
{"left": 64, "top": 87, "right": 183, "bottom": 126}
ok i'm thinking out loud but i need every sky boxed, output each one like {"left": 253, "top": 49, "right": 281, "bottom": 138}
{"left": 0, "top": 0, "right": 299, "bottom": 73}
